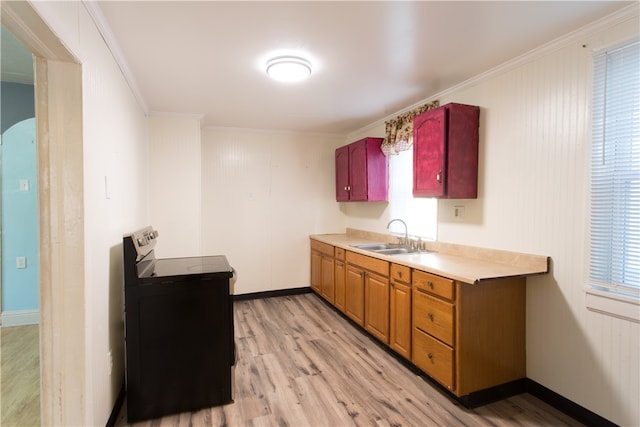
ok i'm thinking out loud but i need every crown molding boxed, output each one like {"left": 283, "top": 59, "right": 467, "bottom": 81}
{"left": 82, "top": 1, "right": 148, "bottom": 115}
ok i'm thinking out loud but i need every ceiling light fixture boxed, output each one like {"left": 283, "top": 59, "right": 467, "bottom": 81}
{"left": 266, "top": 56, "right": 312, "bottom": 82}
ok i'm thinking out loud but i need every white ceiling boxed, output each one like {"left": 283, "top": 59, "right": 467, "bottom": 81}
{"left": 5, "top": 2, "right": 634, "bottom": 134}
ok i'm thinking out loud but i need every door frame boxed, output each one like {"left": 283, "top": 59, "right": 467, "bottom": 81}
{"left": 1, "top": 2, "right": 86, "bottom": 425}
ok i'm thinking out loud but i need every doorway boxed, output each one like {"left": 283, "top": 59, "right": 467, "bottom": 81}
{"left": 1, "top": 2, "right": 85, "bottom": 425}
{"left": 1, "top": 25, "right": 40, "bottom": 426}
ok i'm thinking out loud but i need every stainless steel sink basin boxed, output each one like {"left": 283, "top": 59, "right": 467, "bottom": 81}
{"left": 351, "top": 243, "right": 402, "bottom": 251}
{"left": 374, "top": 247, "right": 413, "bottom": 255}
{"left": 351, "top": 243, "right": 428, "bottom": 256}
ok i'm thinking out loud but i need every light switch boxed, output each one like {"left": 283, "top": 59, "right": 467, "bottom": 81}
{"left": 16, "top": 256, "right": 27, "bottom": 269}
{"left": 19, "top": 179, "right": 29, "bottom": 192}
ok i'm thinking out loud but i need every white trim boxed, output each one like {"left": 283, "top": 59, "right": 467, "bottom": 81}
{"left": 82, "top": 0, "right": 149, "bottom": 114}
{"left": 586, "top": 288, "right": 640, "bottom": 324}
{"left": 1, "top": 309, "right": 40, "bottom": 327}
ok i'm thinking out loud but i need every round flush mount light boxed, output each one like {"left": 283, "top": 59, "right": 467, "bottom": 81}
{"left": 266, "top": 56, "right": 312, "bottom": 82}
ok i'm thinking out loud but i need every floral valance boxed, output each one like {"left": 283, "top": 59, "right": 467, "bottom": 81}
{"left": 381, "top": 100, "right": 439, "bottom": 156}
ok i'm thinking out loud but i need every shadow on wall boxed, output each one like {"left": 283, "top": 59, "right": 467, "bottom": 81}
{"left": 109, "top": 243, "right": 126, "bottom": 399}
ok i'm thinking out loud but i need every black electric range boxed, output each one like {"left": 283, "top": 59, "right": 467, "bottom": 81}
{"left": 123, "top": 226, "right": 236, "bottom": 422}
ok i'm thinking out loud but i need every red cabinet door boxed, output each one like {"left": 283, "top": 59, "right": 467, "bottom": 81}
{"left": 348, "top": 139, "right": 368, "bottom": 201}
{"left": 413, "top": 107, "right": 447, "bottom": 197}
{"left": 446, "top": 103, "right": 479, "bottom": 199}
{"left": 335, "top": 145, "right": 350, "bottom": 201}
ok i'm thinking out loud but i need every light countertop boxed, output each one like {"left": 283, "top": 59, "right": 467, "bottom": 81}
{"left": 310, "top": 230, "right": 549, "bottom": 285}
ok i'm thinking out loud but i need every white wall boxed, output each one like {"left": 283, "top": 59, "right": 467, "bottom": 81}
{"left": 148, "top": 115, "right": 202, "bottom": 258}
{"left": 348, "top": 7, "right": 639, "bottom": 426}
{"left": 200, "top": 128, "right": 346, "bottom": 294}
{"left": 28, "top": 2, "right": 150, "bottom": 425}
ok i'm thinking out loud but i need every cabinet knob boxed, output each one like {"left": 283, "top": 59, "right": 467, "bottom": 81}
{"left": 427, "top": 280, "right": 434, "bottom": 288}
{"left": 427, "top": 353, "right": 434, "bottom": 360}
{"left": 398, "top": 271, "right": 403, "bottom": 278}
{"left": 436, "top": 170, "right": 442, "bottom": 183}
{"left": 427, "top": 312, "right": 434, "bottom": 321}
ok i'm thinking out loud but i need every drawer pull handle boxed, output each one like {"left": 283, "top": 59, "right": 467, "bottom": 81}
{"left": 427, "top": 353, "right": 434, "bottom": 360}
{"left": 428, "top": 280, "right": 434, "bottom": 288}
{"left": 427, "top": 312, "right": 434, "bottom": 321}
{"left": 399, "top": 271, "right": 403, "bottom": 278}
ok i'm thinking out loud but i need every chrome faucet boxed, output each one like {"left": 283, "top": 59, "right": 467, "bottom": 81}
{"left": 386, "top": 218, "right": 408, "bottom": 246}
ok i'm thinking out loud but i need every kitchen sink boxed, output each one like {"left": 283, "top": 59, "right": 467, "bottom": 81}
{"left": 351, "top": 243, "right": 429, "bottom": 256}
{"left": 351, "top": 243, "right": 402, "bottom": 251}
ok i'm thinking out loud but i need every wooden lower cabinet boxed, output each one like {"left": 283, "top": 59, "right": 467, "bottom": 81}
{"left": 334, "top": 251, "right": 346, "bottom": 312}
{"left": 345, "top": 264, "right": 365, "bottom": 325}
{"left": 321, "top": 255, "right": 335, "bottom": 303}
{"left": 364, "top": 271, "right": 389, "bottom": 343}
{"left": 389, "top": 264, "right": 412, "bottom": 359}
{"left": 413, "top": 327, "right": 454, "bottom": 389}
{"left": 310, "top": 250, "right": 321, "bottom": 293}
{"left": 310, "top": 238, "right": 527, "bottom": 403}
{"left": 412, "top": 270, "right": 526, "bottom": 397}
{"left": 310, "top": 239, "right": 334, "bottom": 302}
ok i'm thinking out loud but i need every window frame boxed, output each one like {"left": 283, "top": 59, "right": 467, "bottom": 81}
{"left": 586, "top": 37, "right": 640, "bottom": 323}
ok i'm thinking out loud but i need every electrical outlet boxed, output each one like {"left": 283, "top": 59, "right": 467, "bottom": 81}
{"left": 454, "top": 205, "right": 465, "bottom": 220}
{"left": 16, "top": 256, "right": 27, "bottom": 269}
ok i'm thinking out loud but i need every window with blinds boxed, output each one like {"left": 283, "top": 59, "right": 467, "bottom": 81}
{"left": 589, "top": 40, "right": 640, "bottom": 305}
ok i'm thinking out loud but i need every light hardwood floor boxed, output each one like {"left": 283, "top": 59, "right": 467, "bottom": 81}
{"left": 115, "top": 293, "right": 582, "bottom": 427}
{"left": 1, "top": 324, "right": 40, "bottom": 427}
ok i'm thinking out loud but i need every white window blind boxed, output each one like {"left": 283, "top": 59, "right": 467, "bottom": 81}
{"left": 590, "top": 40, "right": 640, "bottom": 299}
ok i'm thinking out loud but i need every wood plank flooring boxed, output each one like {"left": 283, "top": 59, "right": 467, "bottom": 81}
{"left": 1, "top": 324, "right": 40, "bottom": 427}
{"left": 115, "top": 293, "right": 583, "bottom": 427}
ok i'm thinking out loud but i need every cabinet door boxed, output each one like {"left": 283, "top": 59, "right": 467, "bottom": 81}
{"left": 365, "top": 272, "right": 390, "bottom": 343}
{"left": 310, "top": 250, "right": 322, "bottom": 293}
{"left": 348, "top": 140, "right": 368, "bottom": 201}
{"left": 446, "top": 103, "right": 479, "bottom": 199}
{"left": 345, "top": 264, "right": 365, "bottom": 326}
{"left": 334, "top": 259, "right": 346, "bottom": 312}
{"left": 390, "top": 280, "right": 412, "bottom": 359}
{"left": 335, "top": 145, "right": 350, "bottom": 201}
{"left": 413, "top": 106, "right": 446, "bottom": 197}
{"left": 320, "top": 255, "right": 335, "bottom": 303}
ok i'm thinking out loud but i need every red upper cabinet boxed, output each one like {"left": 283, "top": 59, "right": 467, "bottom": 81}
{"left": 336, "top": 137, "right": 388, "bottom": 202}
{"left": 413, "top": 103, "right": 480, "bottom": 199}
{"left": 335, "top": 145, "right": 350, "bottom": 201}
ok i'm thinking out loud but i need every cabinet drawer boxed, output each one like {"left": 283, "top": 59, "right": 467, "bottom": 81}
{"left": 413, "top": 289, "right": 454, "bottom": 346}
{"left": 390, "top": 264, "right": 411, "bottom": 283}
{"left": 412, "top": 328, "right": 454, "bottom": 390}
{"left": 413, "top": 270, "right": 454, "bottom": 301}
{"left": 335, "top": 247, "right": 346, "bottom": 260}
{"left": 310, "top": 239, "right": 334, "bottom": 257}
{"left": 346, "top": 251, "right": 389, "bottom": 277}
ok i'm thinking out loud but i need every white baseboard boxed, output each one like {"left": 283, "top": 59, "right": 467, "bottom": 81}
{"left": 1, "top": 310, "right": 40, "bottom": 327}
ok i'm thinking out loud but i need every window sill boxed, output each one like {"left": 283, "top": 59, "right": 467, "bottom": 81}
{"left": 585, "top": 288, "right": 640, "bottom": 323}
